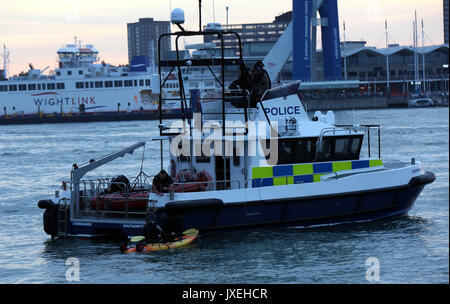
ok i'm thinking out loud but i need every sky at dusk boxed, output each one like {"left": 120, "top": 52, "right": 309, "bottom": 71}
{"left": 0, "top": 0, "right": 446, "bottom": 76}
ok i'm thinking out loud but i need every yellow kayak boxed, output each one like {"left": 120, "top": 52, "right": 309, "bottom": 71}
{"left": 120, "top": 228, "right": 199, "bottom": 253}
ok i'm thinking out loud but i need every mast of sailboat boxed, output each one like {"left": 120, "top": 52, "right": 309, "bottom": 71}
{"left": 413, "top": 11, "right": 420, "bottom": 93}
{"left": 343, "top": 21, "right": 347, "bottom": 80}
{"left": 385, "top": 20, "right": 390, "bottom": 94}
{"left": 421, "top": 19, "right": 426, "bottom": 94}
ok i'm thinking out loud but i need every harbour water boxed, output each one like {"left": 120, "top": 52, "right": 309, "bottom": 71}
{"left": 0, "top": 107, "right": 448, "bottom": 284}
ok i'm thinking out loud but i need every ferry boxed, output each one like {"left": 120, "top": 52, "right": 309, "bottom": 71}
{"left": 0, "top": 39, "right": 220, "bottom": 121}
{"left": 37, "top": 7, "right": 435, "bottom": 240}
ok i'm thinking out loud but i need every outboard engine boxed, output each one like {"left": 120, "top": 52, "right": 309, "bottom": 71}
{"left": 37, "top": 199, "right": 59, "bottom": 238}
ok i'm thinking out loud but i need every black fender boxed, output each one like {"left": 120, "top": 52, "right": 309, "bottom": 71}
{"left": 38, "top": 199, "right": 56, "bottom": 211}
{"left": 409, "top": 171, "right": 436, "bottom": 187}
{"left": 37, "top": 199, "right": 58, "bottom": 237}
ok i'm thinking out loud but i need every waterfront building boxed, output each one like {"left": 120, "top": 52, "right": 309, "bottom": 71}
{"left": 127, "top": 18, "right": 171, "bottom": 65}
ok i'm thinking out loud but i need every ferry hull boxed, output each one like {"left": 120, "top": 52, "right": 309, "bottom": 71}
{"left": 50, "top": 172, "right": 434, "bottom": 238}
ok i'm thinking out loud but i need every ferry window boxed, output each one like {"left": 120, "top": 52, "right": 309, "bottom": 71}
{"left": 0, "top": 85, "right": 7, "bottom": 92}
{"left": 76, "top": 82, "right": 84, "bottom": 89}
{"left": 124, "top": 80, "right": 133, "bottom": 87}
{"left": 134, "top": 80, "right": 137, "bottom": 86}
{"left": 56, "top": 71, "right": 61, "bottom": 76}
{"left": 78, "top": 70, "right": 83, "bottom": 75}
{"left": 47, "top": 83, "right": 55, "bottom": 90}
{"left": 28, "top": 84, "right": 36, "bottom": 90}
{"left": 85, "top": 82, "right": 89, "bottom": 88}
{"left": 67, "top": 71, "right": 72, "bottom": 76}
{"left": 105, "top": 81, "right": 113, "bottom": 88}
{"left": 139, "top": 80, "right": 144, "bottom": 86}
{"left": 145, "top": 79, "right": 150, "bottom": 86}
{"left": 9, "top": 85, "right": 17, "bottom": 91}
{"left": 95, "top": 81, "right": 103, "bottom": 88}
{"left": 90, "top": 82, "right": 94, "bottom": 88}
{"left": 114, "top": 80, "right": 123, "bottom": 87}
{"left": 57, "top": 83, "right": 65, "bottom": 90}
{"left": 19, "top": 84, "right": 27, "bottom": 91}
{"left": 37, "top": 84, "right": 41, "bottom": 90}
{"left": 42, "top": 83, "right": 46, "bottom": 90}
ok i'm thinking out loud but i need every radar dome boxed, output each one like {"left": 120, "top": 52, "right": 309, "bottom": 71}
{"left": 171, "top": 8, "right": 185, "bottom": 24}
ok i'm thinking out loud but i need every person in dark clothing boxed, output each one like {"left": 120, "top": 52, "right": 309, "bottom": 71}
{"left": 230, "top": 62, "right": 253, "bottom": 93}
{"left": 152, "top": 170, "right": 174, "bottom": 196}
{"left": 251, "top": 61, "right": 271, "bottom": 104}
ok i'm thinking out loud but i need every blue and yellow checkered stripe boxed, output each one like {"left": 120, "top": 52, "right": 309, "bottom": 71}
{"left": 251, "top": 159, "right": 383, "bottom": 188}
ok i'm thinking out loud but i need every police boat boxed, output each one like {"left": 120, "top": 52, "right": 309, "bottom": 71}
{"left": 37, "top": 7, "right": 435, "bottom": 239}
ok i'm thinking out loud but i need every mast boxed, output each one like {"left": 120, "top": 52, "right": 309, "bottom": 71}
{"left": 2, "top": 44, "right": 8, "bottom": 79}
{"left": 421, "top": 19, "right": 426, "bottom": 94}
{"left": 343, "top": 21, "right": 347, "bottom": 80}
{"left": 413, "top": 11, "right": 420, "bottom": 93}
{"left": 385, "top": 20, "right": 390, "bottom": 94}
{"left": 199, "top": 0, "right": 202, "bottom": 31}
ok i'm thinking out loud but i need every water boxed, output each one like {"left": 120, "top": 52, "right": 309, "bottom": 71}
{"left": 0, "top": 107, "right": 448, "bottom": 284}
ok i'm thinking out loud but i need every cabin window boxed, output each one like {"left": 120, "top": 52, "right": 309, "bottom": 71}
{"left": 105, "top": 81, "right": 113, "bottom": 88}
{"left": 28, "top": 84, "right": 36, "bottom": 90}
{"left": 95, "top": 81, "right": 103, "bottom": 88}
{"left": 0, "top": 85, "right": 8, "bottom": 91}
{"left": 265, "top": 135, "right": 363, "bottom": 165}
{"left": 134, "top": 80, "right": 137, "bottom": 86}
{"left": 56, "top": 71, "right": 61, "bottom": 76}
{"left": 47, "top": 83, "right": 56, "bottom": 90}
{"left": 37, "top": 84, "right": 41, "bottom": 90}
{"left": 18, "top": 84, "right": 27, "bottom": 91}
{"left": 76, "top": 82, "right": 84, "bottom": 89}
{"left": 124, "top": 80, "right": 133, "bottom": 87}
{"left": 57, "top": 83, "right": 65, "bottom": 90}
{"left": 67, "top": 71, "right": 72, "bottom": 76}
{"left": 139, "top": 79, "right": 144, "bottom": 86}
{"left": 8, "top": 85, "right": 17, "bottom": 91}
{"left": 78, "top": 70, "right": 83, "bottom": 75}
{"left": 145, "top": 79, "right": 151, "bottom": 86}
{"left": 114, "top": 80, "right": 123, "bottom": 87}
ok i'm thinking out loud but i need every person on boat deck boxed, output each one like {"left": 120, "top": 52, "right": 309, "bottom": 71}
{"left": 152, "top": 170, "right": 174, "bottom": 196}
{"left": 229, "top": 62, "right": 253, "bottom": 93}
{"left": 250, "top": 61, "right": 271, "bottom": 106}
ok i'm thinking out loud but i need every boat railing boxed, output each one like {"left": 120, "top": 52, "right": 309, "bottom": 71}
{"left": 74, "top": 178, "right": 152, "bottom": 219}
{"left": 334, "top": 124, "right": 381, "bottom": 159}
